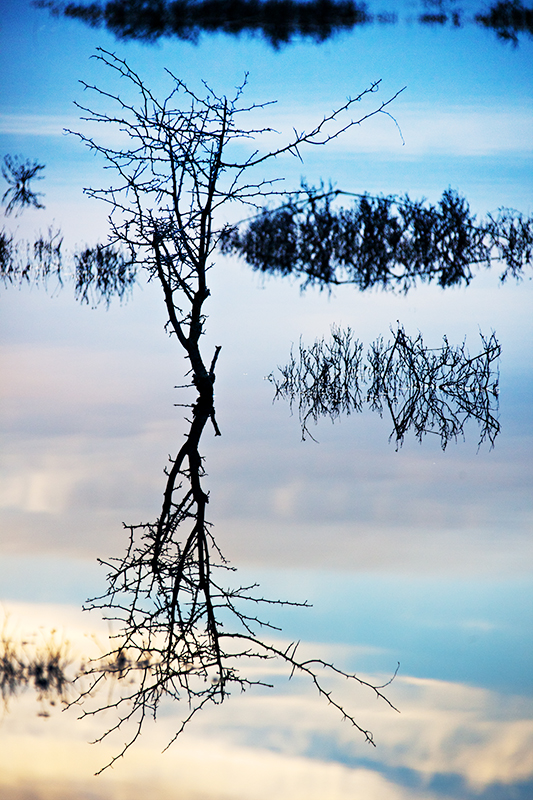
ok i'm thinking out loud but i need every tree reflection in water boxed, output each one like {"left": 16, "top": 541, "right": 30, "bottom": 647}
{"left": 2, "top": 50, "right": 405, "bottom": 771}
{"left": 0, "top": 48, "right": 515, "bottom": 772}
{"left": 0, "top": 624, "right": 73, "bottom": 715}
{"left": 222, "top": 184, "right": 533, "bottom": 290}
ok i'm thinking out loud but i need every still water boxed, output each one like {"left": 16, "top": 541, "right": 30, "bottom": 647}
{"left": 1, "top": 1, "right": 532, "bottom": 798}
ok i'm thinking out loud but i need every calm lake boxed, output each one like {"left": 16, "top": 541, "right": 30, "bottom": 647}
{"left": 1, "top": 1, "right": 532, "bottom": 798}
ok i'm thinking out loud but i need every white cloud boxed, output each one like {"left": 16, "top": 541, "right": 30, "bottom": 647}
{"left": 387, "top": 105, "right": 533, "bottom": 157}
{"left": 0, "top": 732, "right": 434, "bottom": 800}
{"left": 1, "top": 309, "right": 531, "bottom": 573}
{"left": 0, "top": 113, "right": 72, "bottom": 137}
{"left": 1, "top": 604, "right": 532, "bottom": 799}
{"left": 0, "top": 467, "right": 82, "bottom": 514}
{"left": 0, "top": 113, "right": 131, "bottom": 149}
{"left": 1, "top": 256, "right": 531, "bottom": 572}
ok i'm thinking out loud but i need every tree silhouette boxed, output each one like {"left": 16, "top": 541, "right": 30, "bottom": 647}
{"left": 16, "top": 49, "right": 403, "bottom": 770}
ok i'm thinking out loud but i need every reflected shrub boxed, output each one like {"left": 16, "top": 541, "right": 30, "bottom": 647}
{"left": 271, "top": 324, "right": 501, "bottom": 447}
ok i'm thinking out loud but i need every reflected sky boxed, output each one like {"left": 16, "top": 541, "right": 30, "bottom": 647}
{"left": 1, "top": 0, "right": 532, "bottom": 798}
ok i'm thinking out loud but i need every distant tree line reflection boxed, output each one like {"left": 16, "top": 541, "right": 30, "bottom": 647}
{"left": 222, "top": 186, "right": 533, "bottom": 291}
{"left": 3, "top": 182, "right": 531, "bottom": 303}
{"left": 0, "top": 226, "right": 136, "bottom": 306}
{"left": 0, "top": 625, "right": 73, "bottom": 715}
{"left": 34, "top": 0, "right": 533, "bottom": 46}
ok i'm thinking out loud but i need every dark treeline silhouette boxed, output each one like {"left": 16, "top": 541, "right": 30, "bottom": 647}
{"left": 418, "top": 0, "right": 533, "bottom": 43}
{"left": 3, "top": 185, "right": 531, "bottom": 302}
{"left": 35, "top": 0, "right": 374, "bottom": 46}
{"left": 468, "top": 0, "right": 533, "bottom": 43}
{"left": 271, "top": 324, "right": 500, "bottom": 446}
{"left": 34, "top": 0, "right": 533, "bottom": 46}
{"left": 221, "top": 185, "right": 533, "bottom": 290}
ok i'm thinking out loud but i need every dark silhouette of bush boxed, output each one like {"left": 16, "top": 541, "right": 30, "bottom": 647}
{"left": 34, "top": 0, "right": 372, "bottom": 46}
{"left": 222, "top": 185, "right": 533, "bottom": 290}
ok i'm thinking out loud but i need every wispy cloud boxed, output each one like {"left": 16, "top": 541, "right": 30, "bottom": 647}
{"left": 0, "top": 729, "right": 437, "bottom": 800}
{"left": 0, "top": 113, "right": 131, "bottom": 148}
{"left": 231, "top": 102, "right": 533, "bottom": 157}
{"left": 2, "top": 103, "right": 532, "bottom": 156}
{"left": 0, "top": 114, "right": 75, "bottom": 138}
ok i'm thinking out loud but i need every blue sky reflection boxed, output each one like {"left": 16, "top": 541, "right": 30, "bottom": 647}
{"left": 0, "top": 1, "right": 532, "bottom": 797}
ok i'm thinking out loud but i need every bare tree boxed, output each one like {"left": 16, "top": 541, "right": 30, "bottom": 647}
{"left": 0, "top": 44, "right": 515, "bottom": 772}
{"left": 51, "top": 50, "right": 405, "bottom": 769}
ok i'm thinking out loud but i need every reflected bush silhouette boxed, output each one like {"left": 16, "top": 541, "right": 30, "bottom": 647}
{"left": 222, "top": 184, "right": 533, "bottom": 290}
{"left": 1, "top": 155, "right": 45, "bottom": 217}
{"left": 271, "top": 324, "right": 500, "bottom": 446}
{"left": 1, "top": 625, "right": 73, "bottom": 714}
{"left": 35, "top": 0, "right": 372, "bottom": 46}
{"left": 475, "top": 0, "right": 533, "bottom": 42}
{"left": 0, "top": 229, "right": 136, "bottom": 307}
{"left": 4, "top": 186, "right": 531, "bottom": 301}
